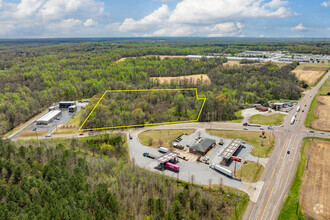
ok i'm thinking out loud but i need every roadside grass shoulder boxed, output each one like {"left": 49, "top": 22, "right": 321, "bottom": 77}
{"left": 17, "top": 130, "right": 47, "bottom": 138}
{"left": 278, "top": 138, "right": 313, "bottom": 220}
{"left": 235, "top": 161, "right": 264, "bottom": 182}
{"left": 250, "top": 113, "right": 285, "bottom": 126}
{"left": 139, "top": 129, "right": 195, "bottom": 148}
{"left": 208, "top": 130, "right": 275, "bottom": 158}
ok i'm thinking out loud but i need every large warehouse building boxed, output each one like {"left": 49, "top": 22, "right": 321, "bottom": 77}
{"left": 36, "top": 110, "right": 61, "bottom": 125}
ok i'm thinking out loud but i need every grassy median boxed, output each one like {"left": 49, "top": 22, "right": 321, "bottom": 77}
{"left": 208, "top": 130, "right": 275, "bottom": 158}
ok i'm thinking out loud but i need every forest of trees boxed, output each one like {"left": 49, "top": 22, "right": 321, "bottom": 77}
{"left": 0, "top": 135, "right": 248, "bottom": 219}
{"left": 0, "top": 40, "right": 313, "bottom": 135}
{"left": 82, "top": 90, "right": 203, "bottom": 129}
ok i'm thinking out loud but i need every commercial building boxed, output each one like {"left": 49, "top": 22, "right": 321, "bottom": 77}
{"left": 189, "top": 138, "right": 216, "bottom": 155}
{"left": 36, "top": 110, "right": 61, "bottom": 125}
{"left": 59, "top": 101, "right": 76, "bottom": 108}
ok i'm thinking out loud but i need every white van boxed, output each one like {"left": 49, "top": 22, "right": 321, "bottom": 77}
{"left": 158, "top": 147, "right": 168, "bottom": 153}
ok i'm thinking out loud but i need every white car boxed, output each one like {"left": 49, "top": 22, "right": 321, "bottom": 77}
{"left": 45, "top": 134, "right": 52, "bottom": 137}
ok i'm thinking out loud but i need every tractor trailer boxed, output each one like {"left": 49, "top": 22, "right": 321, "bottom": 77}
{"left": 143, "top": 152, "right": 156, "bottom": 159}
{"left": 164, "top": 162, "right": 180, "bottom": 172}
{"left": 210, "top": 163, "right": 233, "bottom": 177}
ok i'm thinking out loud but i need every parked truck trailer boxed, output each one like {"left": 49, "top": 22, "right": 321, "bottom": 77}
{"left": 164, "top": 162, "right": 180, "bottom": 172}
{"left": 210, "top": 163, "right": 233, "bottom": 177}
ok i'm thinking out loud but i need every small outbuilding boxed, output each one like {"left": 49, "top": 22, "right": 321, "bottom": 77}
{"left": 189, "top": 138, "right": 216, "bottom": 155}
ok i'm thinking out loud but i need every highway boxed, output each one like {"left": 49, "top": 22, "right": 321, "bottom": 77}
{"left": 243, "top": 71, "right": 329, "bottom": 220}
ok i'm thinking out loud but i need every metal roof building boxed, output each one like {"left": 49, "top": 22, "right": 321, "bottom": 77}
{"left": 36, "top": 110, "right": 61, "bottom": 125}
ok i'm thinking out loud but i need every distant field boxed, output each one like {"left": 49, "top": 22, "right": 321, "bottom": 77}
{"left": 207, "top": 130, "right": 275, "bottom": 158}
{"left": 116, "top": 55, "right": 186, "bottom": 63}
{"left": 250, "top": 113, "right": 286, "bottom": 126}
{"left": 139, "top": 129, "right": 195, "bottom": 148}
{"left": 223, "top": 61, "right": 240, "bottom": 66}
{"left": 292, "top": 63, "right": 329, "bottom": 85}
{"left": 151, "top": 74, "right": 211, "bottom": 85}
{"left": 236, "top": 161, "right": 264, "bottom": 182}
{"left": 300, "top": 139, "right": 330, "bottom": 220}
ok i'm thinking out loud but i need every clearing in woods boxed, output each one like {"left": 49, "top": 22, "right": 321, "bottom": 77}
{"left": 300, "top": 139, "right": 330, "bottom": 220}
{"left": 291, "top": 63, "right": 329, "bottom": 85}
{"left": 115, "top": 55, "right": 187, "bottom": 63}
{"left": 150, "top": 74, "right": 211, "bottom": 85}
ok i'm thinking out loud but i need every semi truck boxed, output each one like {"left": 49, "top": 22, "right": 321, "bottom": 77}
{"left": 296, "top": 105, "right": 301, "bottom": 112}
{"left": 164, "top": 162, "right": 180, "bottom": 172}
{"left": 143, "top": 152, "right": 156, "bottom": 159}
{"left": 210, "top": 163, "right": 233, "bottom": 177}
{"left": 247, "top": 123, "right": 261, "bottom": 127}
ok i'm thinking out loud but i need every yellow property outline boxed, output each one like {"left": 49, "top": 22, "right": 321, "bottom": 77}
{"left": 79, "top": 88, "right": 206, "bottom": 131}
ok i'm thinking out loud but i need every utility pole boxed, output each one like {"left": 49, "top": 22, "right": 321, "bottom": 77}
{"left": 33, "top": 127, "right": 39, "bottom": 142}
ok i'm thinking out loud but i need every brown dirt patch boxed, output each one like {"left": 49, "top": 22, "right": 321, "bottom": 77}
{"left": 17, "top": 130, "right": 47, "bottom": 138}
{"left": 223, "top": 61, "right": 240, "bottom": 66}
{"left": 311, "top": 96, "right": 330, "bottom": 132}
{"left": 151, "top": 74, "right": 211, "bottom": 85}
{"left": 292, "top": 69, "right": 326, "bottom": 85}
{"left": 145, "top": 55, "right": 187, "bottom": 60}
{"left": 115, "top": 57, "right": 128, "bottom": 63}
{"left": 300, "top": 139, "right": 330, "bottom": 220}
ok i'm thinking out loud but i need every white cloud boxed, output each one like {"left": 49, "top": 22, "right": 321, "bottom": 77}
{"left": 321, "top": 1, "right": 330, "bottom": 7}
{"left": 0, "top": 0, "right": 104, "bottom": 37}
{"left": 119, "top": 4, "right": 170, "bottom": 32}
{"left": 84, "top": 18, "right": 97, "bottom": 27}
{"left": 265, "top": 0, "right": 288, "bottom": 8}
{"left": 117, "top": 0, "right": 294, "bottom": 37}
{"left": 291, "top": 23, "right": 306, "bottom": 32}
{"left": 258, "top": 34, "right": 265, "bottom": 38}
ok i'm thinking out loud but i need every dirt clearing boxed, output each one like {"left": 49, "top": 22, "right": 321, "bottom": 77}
{"left": 223, "top": 61, "right": 240, "bottom": 66}
{"left": 151, "top": 74, "right": 211, "bottom": 85}
{"left": 311, "top": 96, "right": 330, "bottom": 132}
{"left": 115, "top": 55, "right": 186, "bottom": 63}
{"left": 300, "top": 139, "right": 330, "bottom": 220}
{"left": 292, "top": 64, "right": 329, "bottom": 85}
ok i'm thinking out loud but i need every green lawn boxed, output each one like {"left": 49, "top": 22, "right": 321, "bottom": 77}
{"left": 305, "top": 78, "right": 330, "bottom": 129}
{"left": 236, "top": 161, "right": 264, "bottom": 182}
{"left": 208, "top": 130, "right": 275, "bottom": 158}
{"left": 250, "top": 113, "right": 286, "bottom": 126}
{"left": 139, "top": 129, "right": 195, "bottom": 148}
{"left": 278, "top": 138, "right": 312, "bottom": 220}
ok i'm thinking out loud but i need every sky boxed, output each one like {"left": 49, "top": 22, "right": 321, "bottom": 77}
{"left": 0, "top": 0, "right": 329, "bottom": 38}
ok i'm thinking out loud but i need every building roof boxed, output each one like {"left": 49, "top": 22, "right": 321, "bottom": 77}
{"left": 190, "top": 138, "right": 216, "bottom": 152}
{"left": 36, "top": 110, "right": 61, "bottom": 122}
{"left": 221, "top": 138, "right": 243, "bottom": 160}
{"left": 59, "top": 101, "right": 75, "bottom": 104}
{"left": 155, "top": 151, "right": 180, "bottom": 163}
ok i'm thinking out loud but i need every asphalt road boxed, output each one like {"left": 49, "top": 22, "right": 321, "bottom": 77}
{"left": 243, "top": 71, "right": 329, "bottom": 220}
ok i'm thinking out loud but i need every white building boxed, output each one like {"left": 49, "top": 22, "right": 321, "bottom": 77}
{"left": 36, "top": 110, "right": 61, "bottom": 125}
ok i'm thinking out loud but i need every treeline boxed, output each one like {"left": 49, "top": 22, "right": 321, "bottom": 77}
{"left": 0, "top": 42, "right": 303, "bottom": 135}
{"left": 82, "top": 90, "right": 202, "bottom": 129}
{"left": 0, "top": 136, "right": 248, "bottom": 219}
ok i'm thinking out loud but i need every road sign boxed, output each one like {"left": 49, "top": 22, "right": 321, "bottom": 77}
{"left": 230, "top": 156, "right": 242, "bottom": 162}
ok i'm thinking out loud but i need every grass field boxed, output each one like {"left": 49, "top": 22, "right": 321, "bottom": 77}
{"left": 278, "top": 138, "right": 330, "bottom": 220}
{"left": 305, "top": 78, "right": 330, "bottom": 130}
{"left": 292, "top": 63, "right": 329, "bottom": 85}
{"left": 235, "top": 161, "right": 264, "bottom": 182}
{"left": 208, "top": 130, "right": 275, "bottom": 158}
{"left": 17, "top": 130, "right": 47, "bottom": 138}
{"left": 300, "top": 139, "right": 330, "bottom": 219}
{"left": 139, "top": 129, "right": 195, "bottom": 148}
{"left": 222, "top": 110, "right": 244, "bottom": 123}
{"left": 250, "top": 113, "right": 286, "bottom": 126}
